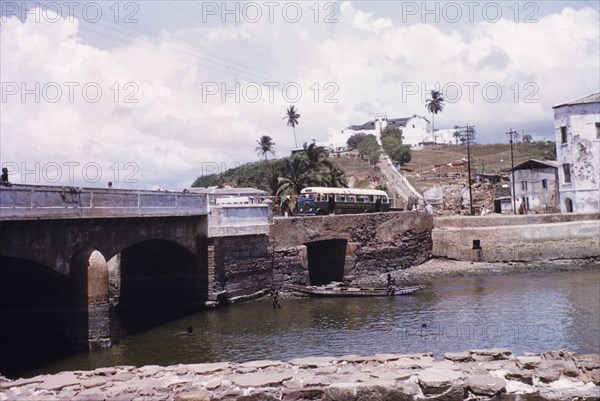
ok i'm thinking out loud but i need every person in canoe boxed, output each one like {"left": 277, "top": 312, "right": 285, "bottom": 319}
{"left": 386, "top": 273, "right": 396, "bottom": 295}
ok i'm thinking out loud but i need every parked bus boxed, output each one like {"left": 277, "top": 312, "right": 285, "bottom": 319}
{"left": 297, "top": 187, "right": 390, "bottom": 216}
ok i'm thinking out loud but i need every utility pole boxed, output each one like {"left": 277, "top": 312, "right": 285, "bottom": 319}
{"left": 454, "top": 124, "right": 476, "bottom": 215}
{"left": 506, "top": 129, "right": 518, "bottom": 214}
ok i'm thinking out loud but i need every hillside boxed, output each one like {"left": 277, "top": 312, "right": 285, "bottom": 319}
{"left": 401, "top": 142, "right": 556, "bottom": 213}
{"left": 191, "top": 142, "right": 556, "bottom": 214}
{"left": 328, "top": 153, "right": 385, "bottom": 189}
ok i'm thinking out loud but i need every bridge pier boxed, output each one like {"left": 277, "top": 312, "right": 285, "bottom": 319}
{"left": 211, "top": 234, "right": 273, "bottom": 301}
{"left": 71, "top": 249, "right": 111, "bottom": 350}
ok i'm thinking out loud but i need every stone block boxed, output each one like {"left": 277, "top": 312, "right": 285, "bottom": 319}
{"left": 444, "top": 351, "right": 472, "bottom": 362}
{"left": 288, "top": 357, "right": 336, "bottom": 368}
{"left": 231, "top": 372, "right": 293, "bottom": 387}
{"left": 505, "top": 368, "right": 534, "bottom": 385}
{"left": 516, "top": 356, "right": 542, "bottom": 369}
{"left": 573, "top": 354, "right": 600, "bottom": 371}
{"left": 417, "top": 369, "right": 463, "bottom": 395}
{"left": 282, "top": 388, "right": 326, "bottom": 401}
{"left": 465, "top": 374, "right": 506, "bottom": 396}
{"left": 174, "top": 391, "right": 212, "bottom": 401}
{"left": 536, "top": 367, "right": 561, "bottom": 383}
{"left": 237, "top": 393, "right": 279, "bottom": 401}
{"left": 37, "top": 372, "right": 81, "bottom": 390}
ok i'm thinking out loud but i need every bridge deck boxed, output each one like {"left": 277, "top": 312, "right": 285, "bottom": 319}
{"left": 0, "top": 185, "right": 209, "bottom": 220}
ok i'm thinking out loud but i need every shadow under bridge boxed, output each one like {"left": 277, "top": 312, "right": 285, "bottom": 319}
{"left": 305, "top": 239, "right": 348, "bottom": 285}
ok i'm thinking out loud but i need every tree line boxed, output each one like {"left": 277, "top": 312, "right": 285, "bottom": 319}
{"left": 192, "top": 141, "right": 348, "bottom": 210}
{"left": 346, "top": 126, "right": 412, "bottom": 167}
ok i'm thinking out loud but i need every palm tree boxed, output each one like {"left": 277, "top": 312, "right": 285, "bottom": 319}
{"left": 453, "top": 129, "right": 461, "bottom": 145}
{"left": 304, "top": 142, "right": 328, "bottom": 166}
{"left": 425, "top": 90, "right": 445, "bottom": 139}
{"left": 277, "top": 154, "right": 311, "bottom": 196}
{"left": 283, "top": 105, "right": 300, "bottom": 148}
{"left": 326, "top": 165, "right": 348, "bottom": 188}
{"left": 255, "top": 135, "right": 276, "bottom": 161}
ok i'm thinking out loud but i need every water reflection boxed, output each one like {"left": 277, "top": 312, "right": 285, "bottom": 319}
{"left": 9, "top": 269, "right": 600, "bottom": 378}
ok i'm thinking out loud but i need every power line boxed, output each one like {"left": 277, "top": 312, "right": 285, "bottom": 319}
{"left": 506, "top": 128, "right": 518, "bottom": 214}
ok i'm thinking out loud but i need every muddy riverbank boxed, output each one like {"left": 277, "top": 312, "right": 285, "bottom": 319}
{"left": 1, "top": 349, "right": 598, "bottom": 400}
{"left": 350, "top": 257, "right": 600, "bottom": 287}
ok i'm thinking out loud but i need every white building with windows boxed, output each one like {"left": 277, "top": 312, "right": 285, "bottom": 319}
{"left": 510, "top": 159, "right": 559, "bottom": 213}
{"left": 553, "top": 92, "right": 600, "bottom": 213}
{"left": 321, "top": 113, "right": 432, "bottom": 152}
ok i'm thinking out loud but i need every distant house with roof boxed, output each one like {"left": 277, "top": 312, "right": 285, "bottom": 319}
{"left": 320, "top": 113, "right": 432, "bottom": 152}
{"left": 510, "top": 159, "right": 559, "bottom": 213}
{"left": 553, "top": 92, "right": 600, "bottom": 213}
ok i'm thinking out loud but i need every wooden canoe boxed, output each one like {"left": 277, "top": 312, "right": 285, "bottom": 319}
{"left": 286, "top": 283, "right": 425, "bottom": 297}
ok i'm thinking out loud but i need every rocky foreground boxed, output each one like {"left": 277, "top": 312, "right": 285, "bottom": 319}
{"left": 1, "top": 349, "right": 598, "bottom": 401}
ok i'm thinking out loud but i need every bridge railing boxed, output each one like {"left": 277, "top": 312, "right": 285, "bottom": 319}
{"left": 207, "top": 203, "right": 272, "bottom": 237}
{"left": 0, "top": 184, "right": 209, "bottom": 220}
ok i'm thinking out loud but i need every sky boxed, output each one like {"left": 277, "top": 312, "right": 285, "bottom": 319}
{"left": 1, "top": 0, "right": 599, "bottom": 190}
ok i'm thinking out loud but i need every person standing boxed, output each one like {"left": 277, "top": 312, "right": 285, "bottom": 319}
{"left": 271, "top": 289, "right": 281, "bottom": 308}
{"left": 327, "top": 194, "right": 336, "bottom": 215}
{"left": 1, "top": 167, "right": 11, "bottom": 186}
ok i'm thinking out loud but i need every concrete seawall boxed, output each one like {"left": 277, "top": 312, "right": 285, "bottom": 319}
{"left": 432, "top": 213, "right": 600, "bottom": 262}
{"left": 2, "top": 349, "right": 598, "bottom": 400}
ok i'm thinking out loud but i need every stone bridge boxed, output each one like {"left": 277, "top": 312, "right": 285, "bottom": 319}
{"left": 0, "top": 185, "right": 272, "bottom": 360}
{"left": 0, "top": 185, "right": 213, "bottom": 357}
{"left": 215, "top": 211, "right": 433, "bottom": 300}
{"left": 0, "top": 184, "right": 433, "bottom": 376}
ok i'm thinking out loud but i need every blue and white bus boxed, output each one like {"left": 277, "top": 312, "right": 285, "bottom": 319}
{"left": 297, "top": 187, "right": 390, "bottom": 216}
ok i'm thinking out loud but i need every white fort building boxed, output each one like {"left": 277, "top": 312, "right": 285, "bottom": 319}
{"left": 320, "top": 113, "right": 454, "bottom": 152}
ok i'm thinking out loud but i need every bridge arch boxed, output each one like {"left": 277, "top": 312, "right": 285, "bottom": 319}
{"left": 0, "top": 254, "right": 78, "bottom": 377}
{"left": 115, "top": 239, "right": 207, "bottom": 312}
{"left": 305, "top": 239, "right": 348, "bottom": 285}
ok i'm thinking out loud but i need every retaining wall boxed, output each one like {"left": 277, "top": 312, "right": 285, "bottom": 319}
{"left": 271, "top": 211, "right": 433, "bottom": 281}
{"left": 433, "top": 213, "right": 600, "bottom": 262}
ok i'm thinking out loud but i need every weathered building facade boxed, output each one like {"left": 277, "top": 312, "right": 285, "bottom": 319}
{"left": 510, "top": 159, "right": 559, "bottom": 213}
{"left": 553, "top": 92, "right": 600, "bottom": 213}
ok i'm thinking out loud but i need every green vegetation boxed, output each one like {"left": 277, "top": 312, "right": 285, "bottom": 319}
{"left": 347, "top": 127, "right": 412, "bottom": 166}
{"left": 191, "top": 143, "right": 348, "bottom": 201}
{"left": 357, "top": 134, "right": 380, "bottom": 164}
{"left": 284, "top": 105, "right": 300, "bottom": 149}
{"left": 255, "top": 135, "right": 276, "bottom": 161}
{"left": 192, "top": 160, "right": 281, "bottom": 194}
{"left": 346, "top": 132, "right": 367, "bottom": 150}
{"left": 532, "top": 140, "right": 556, "bottom": 160}
{"left": 425, "top": 90, "right": 445, "bottom": 133}
{"left": 380, "top": 126, "right": 411, "bottom": 166}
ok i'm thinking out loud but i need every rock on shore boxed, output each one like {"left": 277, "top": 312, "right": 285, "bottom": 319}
{"left": 1, "top": 349, "right": 598, "bottom": 400}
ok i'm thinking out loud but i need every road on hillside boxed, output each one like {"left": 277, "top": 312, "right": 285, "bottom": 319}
{"left": 377, "top": 155, "right": 423, "bottom": 207}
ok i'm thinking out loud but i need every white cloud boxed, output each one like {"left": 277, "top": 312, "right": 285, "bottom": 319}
{"left": 1, "top": 2, "right": 598, "bottom": 189}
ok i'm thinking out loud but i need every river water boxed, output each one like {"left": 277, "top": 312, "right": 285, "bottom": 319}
{"left": 11, "top": 269, "right": 600, "bottom": 378}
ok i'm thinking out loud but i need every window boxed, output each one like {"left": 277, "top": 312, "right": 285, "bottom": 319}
{"left": 563, "top": 164, "right": 571, "bottom": 183}
{"left": 596, "top": 122, "right": 600, "bottom": 139}
{"left": 542, "top": 179, "right": 547, "bottom": 189}
{"left": 521, "top": 181, "right": 527, "bottom": 191}
{"left": 560, "top": 126, "right": 567, "bottom": 144}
